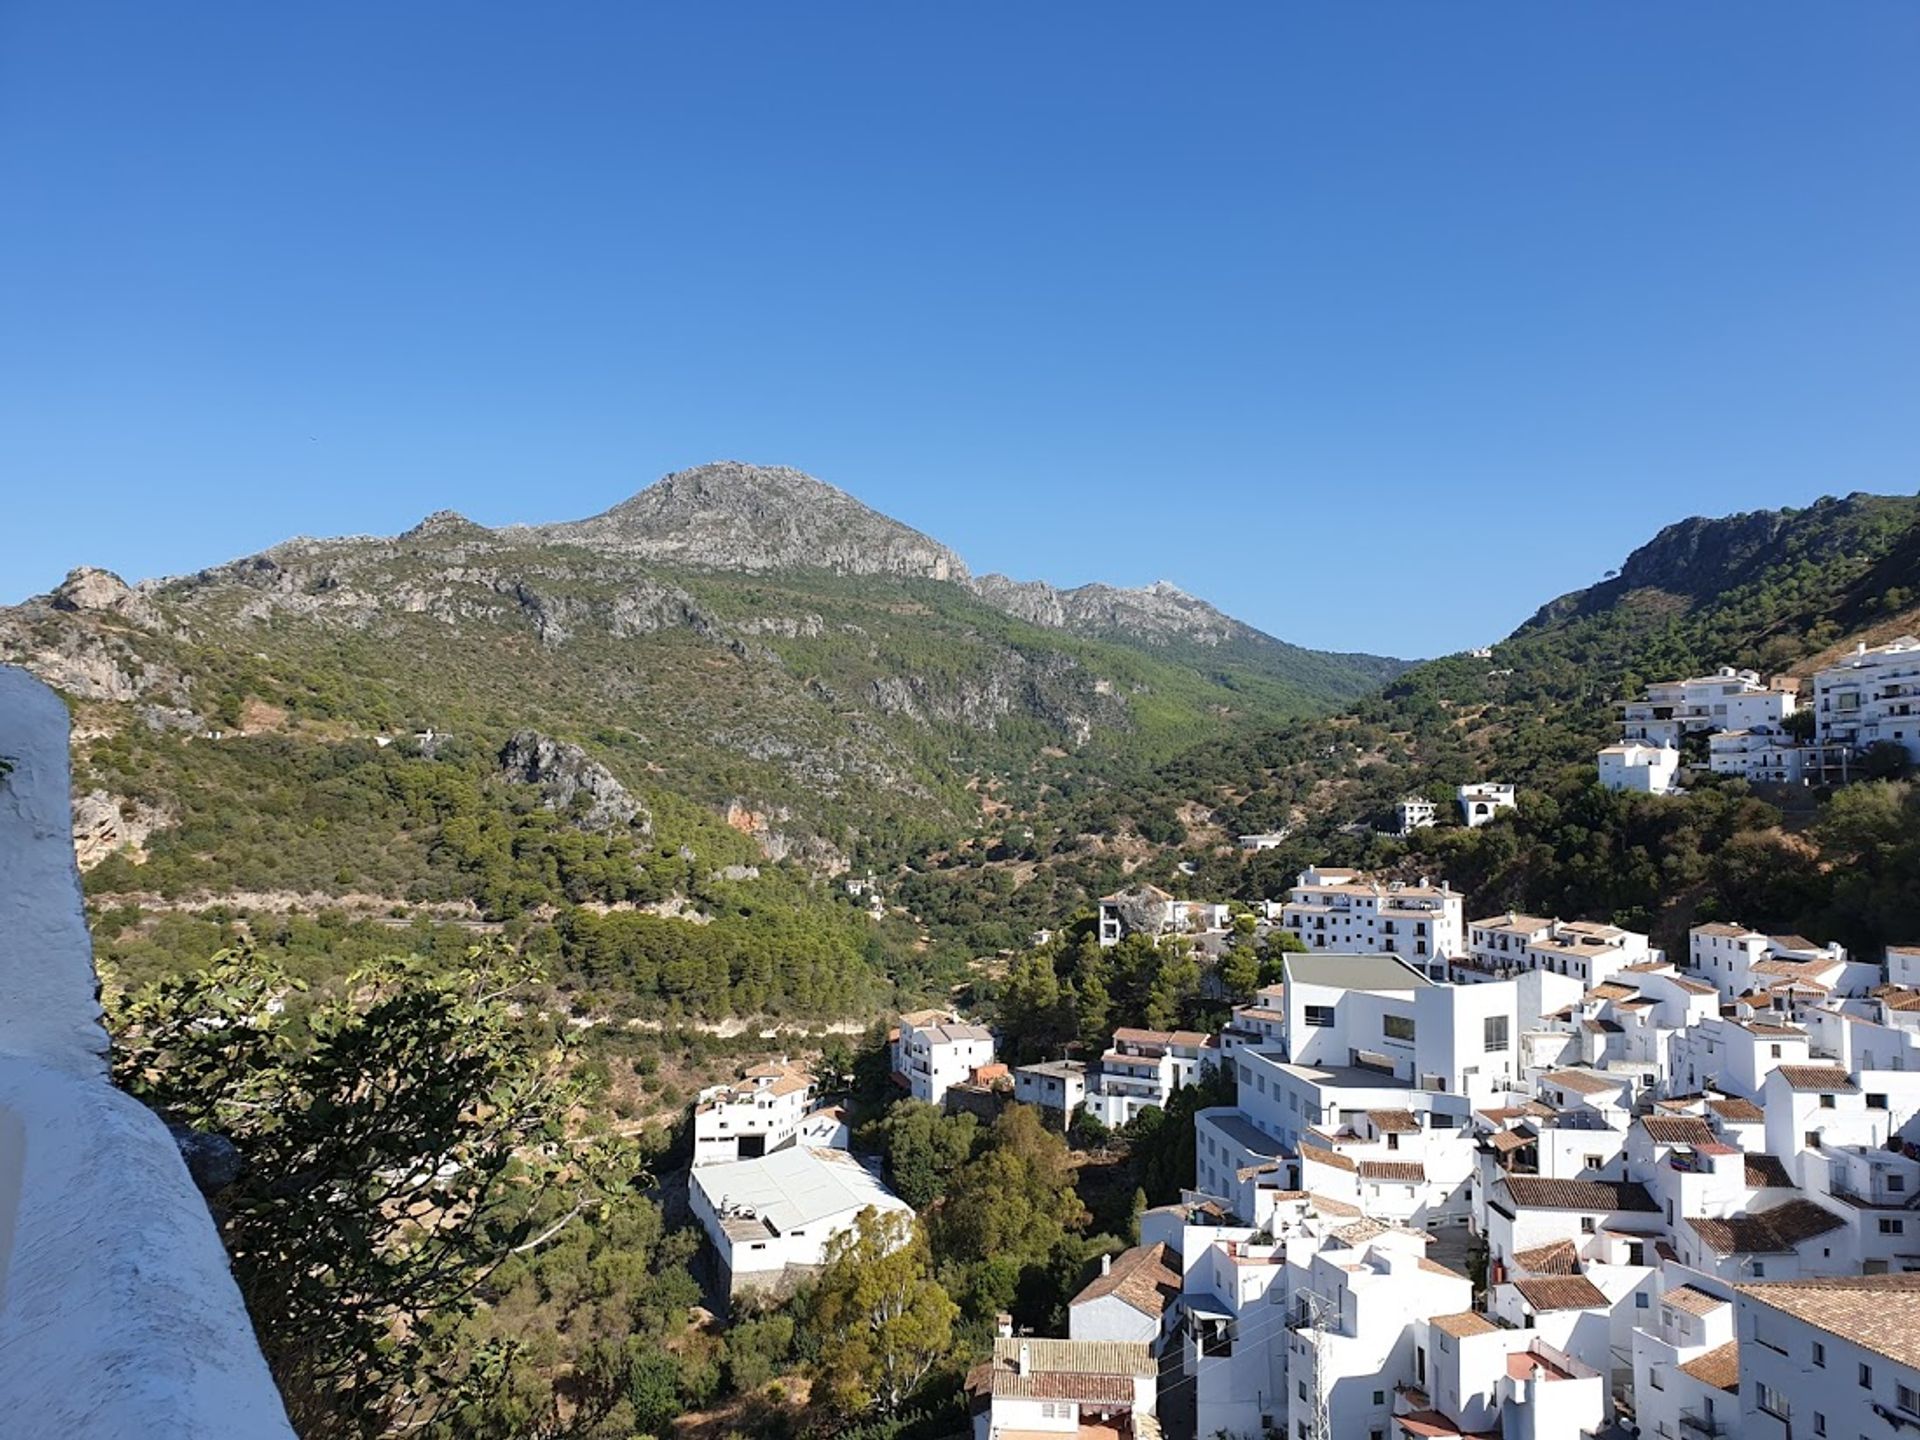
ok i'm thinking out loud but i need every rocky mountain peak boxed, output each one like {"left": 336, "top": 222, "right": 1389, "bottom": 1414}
{"left": 533, "top": 461, "right": 971, "bottom": 581}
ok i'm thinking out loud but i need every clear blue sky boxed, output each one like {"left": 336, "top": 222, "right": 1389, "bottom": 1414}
{"left": 3, "top": 5, "right": 1917, "bottom": 658}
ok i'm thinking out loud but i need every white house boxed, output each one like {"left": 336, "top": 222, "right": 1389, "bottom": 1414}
{"left": 1687, "top": 922, "right": 1858, "bottom": 1005}
{"left": 1628, "top": 1278, "right": 1738, "bottom": 1440}
{"left": 1393, "top": 797, "right": 1438, "bottom": 836}
{"left": 1619, "top": 666, "right": 1796, "bottom": 746}
{"left": 1735, "top": 1274, "right": 1920, "bottom": 1438}
{"left": 689, "top": 1145, "right": 913, "bottom": 1298}
{"left": 692, "top": 1061, "right": 815, "bottom": 1166}
{"left": 1457, "top": 782, "right": 1518, "bottom": 828}
{"left": 1068, "top": 1243, "right": 1183, "bottom": 1347}
{"left": 1013, "top": 1059, "right": 1088, "bottom": 1124}
{"left": 1596, "top": 740, "right": 1682, "bottom": 795}
{"left": 1462, "top": 914, "right": 1659, "bottom": 988}
{"left": 969, "top": 1336, "right": 1158, "bottom": 1440}
{"left": 1238, "top": 830, "right": 1292, "bottom": 851}
{"left": 1278, "top": 866, "right": 1465, "bottom": 975}
{"left": 1709, "top": 724, "right": 1811, "bottom": 783}
{"left": 1089, "top": 1027, "right": 1217, "bottom": 1127}
{"left": 893, "top": 1010, "right": 996, "bottom": 1108}
{"left": 1814, "top": 635, "right": 1920, "bottom": 764}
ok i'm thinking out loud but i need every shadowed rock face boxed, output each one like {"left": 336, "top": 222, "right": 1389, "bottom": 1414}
{"left": 533, "top": 461, "right": 971, "bottom": 581}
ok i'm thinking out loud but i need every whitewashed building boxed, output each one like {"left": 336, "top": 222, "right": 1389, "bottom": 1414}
{"left": 892, "top": 1010, "right": 996, "bottom": 1108}
{"left": 969, "top": 1336, "right": 1158, "bottom": 1440}
{"left": 1619, "top": 666, "right": 1796, "bottom": 746}
{"left": 1068, "top": 1243, "right": 1183, "bottom": 1346}
{"left": 1734, "top": 1274, "right": 1920, "bottom": 1438}
{"left": 1596, "top": 739, "right": 1682, "bottom": 794}
{"left": 1278, "top": 866, "right": 1465, "bottom": 976}
{"left": 1457, "top": 782, "right": 1517, "bottom": 828}
{"left": 1393, "top": 796, "right": 1438, "bottom": 836}
{"left": 692, "top": 1061, "right": 815, "bottom": 1166}
{"left": 1014, "top": 1059, "right": 1088, "bottom": 1124}
{"left": 1814, "top": 635, "right": 1920, "bottom": 764}
{"left": 1089, "top": 1027, "right": 1217, "bottom": 1127}
{"left": 1461, "top": 914, "right": 1660, "bottom": 988}
{"left": 689, "top": 1145, "right": 913, "bottom": 1298}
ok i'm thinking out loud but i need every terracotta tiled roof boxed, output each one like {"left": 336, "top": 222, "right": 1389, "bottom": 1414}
{"left": 1877, "top": 986, "right": 1920, "bottom": 1012}
{"left": 1510, "top": 1240, "right": 1579, "bottom": 1275}
{"left": 1775, "top": 1065, "right": 1858, "bottom": 1092}
{"left": 1688, "top": 1199, "right": 1846, "bottom": 1255}
{"left": 1503, "top": 1177, "right": 1658, "bottom": 1212}
{"left": 1733, "top": 1275, "right": 1920, "bottom": 1368}
{"left": 1678, "top": 1340, "right": 1739, "bottom": 1392}
{"left": 1708, "top": 1097, "right": 1766, "bottom": 1122}
{"left": 980, "top": 1337, "right": 1154, "bottom": 1400}
{"left": 1359, "top": 1160, "right": 1427, "bottom": 1183}
{"left": 1585, "top": 983, "right": 1635, "bottom": 1002}
{"left": 1744, "top": 1153, "right": 1795, "bottom": 1188}
{"left": 1641, "top": 1115, "right": 1716, "bottom": 1147}
{"left": 1487, "top": 1126, "right": 1536, "bottom": 1154}
{"left": 1663, "top": 1285, "right": 1729, "bottom": 1317}
{"left": 1428, "top": 1311, "right": 1499, "bottom": 1339}
{"left": 1300, "top": 1138, "right": 1357, "bottom": 1172}
{"left": 1070, "top": 1243, "right": 1182, "bottom": 1319}
{"left": 1418, "top": 1256, "right": 1469, "bottom": 1280}
{"left": 1368, "top": 1108, "right": 1421, "bottom": 1134}
{"left": 1307, "top": 1192, "right": 1363, "bottom": 1218}
{"left": 1545, "top": 1068, "right": 1623, "bottom": 1096}
{"left": 1668, "top": 976, "right": 1718, "bottom": 996}
{"left": 1513, "top": 1275, "right": 1608, "bottom": 1312}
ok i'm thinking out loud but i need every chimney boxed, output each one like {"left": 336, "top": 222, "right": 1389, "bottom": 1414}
{"left": 1101, "top": 1253, "right": 1113, "bottom": 1276}
{"left": 1018, "top": 1343, "right": 1031, "bottom": 1376}
{"left": 996, "top": 1312, "right": 1013, "bottom": 1338}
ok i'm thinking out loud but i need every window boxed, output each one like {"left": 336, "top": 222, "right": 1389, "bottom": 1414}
{"left": 1305, "top": 1005, "right": 1334, "bottom": 1028}
{"left": 1372, "top": 1391, "right": 1385, "bottom": 1406}
{"left": 1808, "top": 1131, "right": 1823, "bottom": 1150}
{"left": 1813, "top": 1340, "right": 1826, "bottom": 1368}
{"left": 1900, "top": 1383, "right": 1920, "bottom": 1416}
{"left": 1585, "top": 1153, "right": 1603, "bottom": 1171}
{"left": 1812, "top": 1411, "right": 1826, "bottom": 1436}
{"left": 1635, "top": 1292, "right": 1649, "bottom": 1309}
{"left": 1771, "top": 1044, "right": 1783, "bottom": 1058}
{"left": 1383, "top": 1014, "right": 1417, "bottom": 1043}
{"left": 1756, "top": 1381, "right": 1790, "bottom": 1418}
{"left": 1860, "top": 1362, "right": 1874, "bottom": 1389}
{"left": 1648, "top": 1367, "right": 1663, "bottom": 1390}
{"left": 1581, "top": 1216, "right": 1597, "bottom": 1234}
{"left": 1882, "top": 1218, "right": 1905, "bottom": 1235}
{"left": 1484, "top": 1015, "right": 1510, "bottom": 1052}
{"left": 1821, "top": 1093, "right": 1837, "bottom": 1109}
{"left": 1893, "top": 1174, "right": 1908, "bottom": 1192}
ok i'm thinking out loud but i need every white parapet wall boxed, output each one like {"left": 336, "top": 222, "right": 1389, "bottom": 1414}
{"left": 0, "top": 665, "right": 295, "bottom": 1438}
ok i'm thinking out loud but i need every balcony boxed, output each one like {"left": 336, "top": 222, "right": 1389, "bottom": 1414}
{"left": 1679, "top": 1408, "right": 1730, "bottom": 1437}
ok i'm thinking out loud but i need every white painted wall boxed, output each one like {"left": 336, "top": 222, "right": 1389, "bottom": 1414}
{"left": 0, "top": 666, "right": 295, "bottom": 1438}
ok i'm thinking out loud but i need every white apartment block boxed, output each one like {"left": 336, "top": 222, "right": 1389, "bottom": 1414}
{"left": 1687, "top": 922, "right": 1864, "bottom": 1006}
{"left": 892, "top": 1010, "right": 995, "bottom": 1109}
{"left": 1461, "top": 913, "right": 1660, "bottom": 988}
{"left": 1596, "top": 739, "right": 1682, "bottom": 795}
{"left": 692, "top": 1061, "right": 816, "bottom": 1167}
{"left": 1393, "top": 796, "right": 1438, "bottom": 836}
{"left": 1457, "top": 782, "right": 1517, "bottom": 828}
{"left": 1814, "top": 635, "right": 1920, "bottom": 764}
{"left": 689, "top": 1145, "right": 913, "bottom": 1298}
{"left": 1278, "top": 866, "right": 1465, "bottom": 977}
{"left": 1709, "top": 724, "right": 1811, "bottom": 783}
{"left": 1619, "top": 666, "right": 1797, "bottom": 746}
{"left": 1089, "top": 1027, "right": 1217, "bottom": 1128}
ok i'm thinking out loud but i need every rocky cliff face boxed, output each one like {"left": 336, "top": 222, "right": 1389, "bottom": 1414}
{"left": 533, "top": 462, "right": 971, "bottom": 581}
{"left": 971, "top": 574, "right": 1248, "bottom": 647}
{"left": 497, "top": 731, "right": 651, "bottom": 835}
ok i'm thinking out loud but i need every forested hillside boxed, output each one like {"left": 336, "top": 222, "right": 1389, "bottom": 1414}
{"left": 0, "top": 462, "right": 1399, "bottom": 1014}
{"left": 906, "top": 491, "right": 1920, "bottom": 961}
